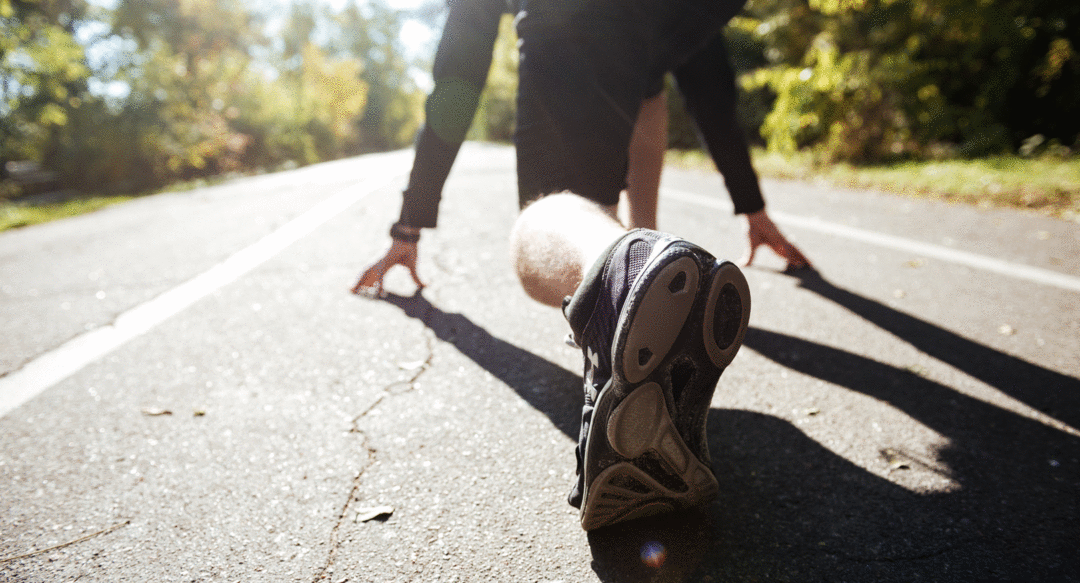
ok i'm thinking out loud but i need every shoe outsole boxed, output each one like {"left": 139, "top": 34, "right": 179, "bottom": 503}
{"left": 579, "top": 242, "right": 750, "bottom": 531}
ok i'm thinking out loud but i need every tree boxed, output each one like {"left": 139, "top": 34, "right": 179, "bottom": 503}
{"left": 106, "top": 0, "right": 265, "bottom": 180}
{"left": 740, "top": 0, "right": 1080, "bottom": 162}
{"left": 330, "top": 0, "right": 422, "bottom": 152}
{"left": 1, "top": 0, "right": 90, "bottom": 196}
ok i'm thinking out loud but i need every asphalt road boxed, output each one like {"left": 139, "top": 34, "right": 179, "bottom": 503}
{"left": 2, "top": 143, "right": 1078, "bottom": 582}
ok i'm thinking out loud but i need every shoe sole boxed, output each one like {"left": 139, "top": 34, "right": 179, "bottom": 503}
{"left": 579, "top": 243, "right": 750, "bottom": 531}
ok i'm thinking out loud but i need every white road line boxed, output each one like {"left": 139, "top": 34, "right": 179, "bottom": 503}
{"left": 3, "top": 177, "right": 1074, "bottom": 418}
{"left": 663, "top": 188, "right": 1080, "bottom": 293}
{"left": 0, "top": 171, "right": 405, "bottom": 419}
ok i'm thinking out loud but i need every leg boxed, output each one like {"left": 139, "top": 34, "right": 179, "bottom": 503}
{"left": 560, "top": 226, "right": 751, "bottom": 530}
{"left": 509, "top": 193, "right": 625, "bottom": 307}
{"left": 510, "top": 21, "right": 646, "bottom": 306}
{"left": 624, "top": 90, "right": 668, "bottom": 230}
{"left": 513, "top": 27, "right": 644, "bottom": 210}
{"left": 512, "top": 6, "right": 752, "bottom": 532}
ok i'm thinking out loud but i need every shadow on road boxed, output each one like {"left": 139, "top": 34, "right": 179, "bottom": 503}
{"left": 375, "top": 283, "right": 1079, "bottom": 582}
{"left": 791, "top": 268, "right": 1080, "bottom": 428}
{"left": 723, "top": 329, "right": 1079, "bottom": 581}
{"left": 377, "top": 291, "right": 583, "bottom": 440}
{"left": 589, "top": 270, "right": 1079, "bottom": 582}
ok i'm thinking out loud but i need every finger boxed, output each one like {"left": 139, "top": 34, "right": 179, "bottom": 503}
{"left": 351, "top": 261, "right": 389, "bottom": 295}
{"left": 773, "top": 239, "right": 810, "bottom": 269}
{"left": 351, "top": 271, "right": 376, "bottom": 294}
{"left": 350, "top": 270, "right": 373, "bottom": 294}
{"left": 741, "top": 241, "right": 758, "bottom": 267}
{"left": 407, "top": 264, "right": 425, "bottom": 289}
{"left": 351, "top": 277, "right": 379, "bottom": 296}
{"left": 785, "top": 246, "right": 811, "bottom": 268}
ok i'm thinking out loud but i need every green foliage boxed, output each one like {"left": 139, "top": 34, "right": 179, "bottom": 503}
{"left": 330, "top": 0, "right": 423, "bottom": 152}
{"left": 8, "top": 0, "right": 1077, "bottom": 201}
{"left": 1, "top": 0, "right": 90, "bottom": 196}
{"left": 468, "top": 14, "right": 518, "bottom": 143}
{"left": 3, "top": 0, "right": 424, "bottom": 199}
{"left": 748, "top": 147, "right": 1080, "bottom": 217}
{"left": 237, "top": 43, "right": 370, "bottom": 167}
{"left": 740, "top": 0, "right": 1080, "bottom": 163}
{"left": 0, "top": 195, "right": 132, "bottom": 231}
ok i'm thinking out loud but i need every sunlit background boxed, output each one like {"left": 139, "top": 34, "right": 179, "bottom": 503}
{"left": 2, "top": 0, "right": 1078, "bottom": 220}
{"left": 78, "top": 0, "right": 439, "bottom": 99}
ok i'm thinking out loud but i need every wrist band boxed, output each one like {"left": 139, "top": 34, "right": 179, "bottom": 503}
{"left": 389, "top": 222, "right": 421, "bottom": 243}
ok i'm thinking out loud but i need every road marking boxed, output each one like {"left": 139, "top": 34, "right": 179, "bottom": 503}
{"left": 663, "top": 188, "right": 1080, "bottom": 293}
{"left": 0, "top": 170, "right": 406, "bottom": 419}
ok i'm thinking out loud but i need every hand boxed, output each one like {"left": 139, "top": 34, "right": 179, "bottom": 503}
{"left": 351, "top": 239, "right": 425, "bottom": 297}
{"left": 741, "top": 209, "right": 811, "bottom": 270}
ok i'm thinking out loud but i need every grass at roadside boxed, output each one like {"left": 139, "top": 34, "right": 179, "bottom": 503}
{"left": 0, "top": 173, "right": 231, "bottom": 233}
{"left": 0, "top": 196, "right": 134, "bottom": 232}
{"left": 3, "top": 149, "right": 1079, "bottom": 233}
{"left": 671, "top": 149, "right": 1080, "bottom": 221}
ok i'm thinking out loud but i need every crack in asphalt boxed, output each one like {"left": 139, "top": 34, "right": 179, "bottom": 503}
{"left": 312, "top": 308, "right": 437, "bottom": 582}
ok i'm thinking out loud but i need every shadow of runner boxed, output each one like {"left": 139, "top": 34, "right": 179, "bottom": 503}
{"left": 379, "top": 291, "right": 726, "bottom": 578}
{"left": 377, "top": 291, "right": 583, "bottom": 440}
{"left": 790, "top": 268, "right": 1080, "bottom": 428}
{"left": 587, "top": 509, "right": 715, "bottom": 582}
{"left": 590, "top": 270, "right": 1079, "bottom": 582}
{"left": 709, "top": 328, "right": 1080, "bottom": 582}
{"left": 373, "top": 285, "right": 1079, "bottom": 582}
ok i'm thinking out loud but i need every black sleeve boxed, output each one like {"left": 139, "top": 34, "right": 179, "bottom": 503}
{"left": 671, "top": 35, "right": 766, "bottom": 216}
{"left": 399, "top": 0, "right": 506, "bottom": 229}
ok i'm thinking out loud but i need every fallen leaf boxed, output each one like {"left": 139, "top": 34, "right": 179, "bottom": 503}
{"left": 140, "top": 407, "right": 172, "bottom": 416}
{"left": 881, "top": 448, "right": 910, "bottom": 471}
{"left": 905, "top": 364, "right": 927, "bottom": 377}
{"left": 397, "top": 360, "right": 426, "bottom": 371}
{"left": 354, "top": 505, "right": 394, "bottom": 523}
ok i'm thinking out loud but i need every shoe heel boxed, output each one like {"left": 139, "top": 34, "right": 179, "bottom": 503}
{"left": 619, "top": 254, "right": 700, "bottom": 384}
{"left": 702, "top": 261, "right": 751, "bottom": 369}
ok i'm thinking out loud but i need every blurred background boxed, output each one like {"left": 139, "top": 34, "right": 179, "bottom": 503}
{"left": 2, "top": 0, "right": 1078, "bottom": 221}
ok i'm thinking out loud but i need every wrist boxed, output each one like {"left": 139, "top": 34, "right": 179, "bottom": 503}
{"left": 744, "top": 209, "right": 767, "bottom": 224}
{"left": 390, "top": 221, "right": 421, "bottom": 243}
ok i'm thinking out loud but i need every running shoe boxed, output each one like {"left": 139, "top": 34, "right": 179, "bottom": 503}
{"left": 563, "top": 229, "right": 750, "bottom": 531}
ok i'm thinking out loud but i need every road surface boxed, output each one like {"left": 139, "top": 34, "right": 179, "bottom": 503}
{"left": 2, "top": 144, "right": 1078, "bottom": 582}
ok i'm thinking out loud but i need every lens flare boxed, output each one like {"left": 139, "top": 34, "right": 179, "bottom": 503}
{"left": 640, "top": 541, "right": 667, "bottom": 568}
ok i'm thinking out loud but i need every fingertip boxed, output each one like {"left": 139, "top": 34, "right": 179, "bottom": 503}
{"left": 788, "top": 249, "right": 810, "bottom": 268}
{"left": 742, "top": 249, "right": 756, "bottom": 267}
